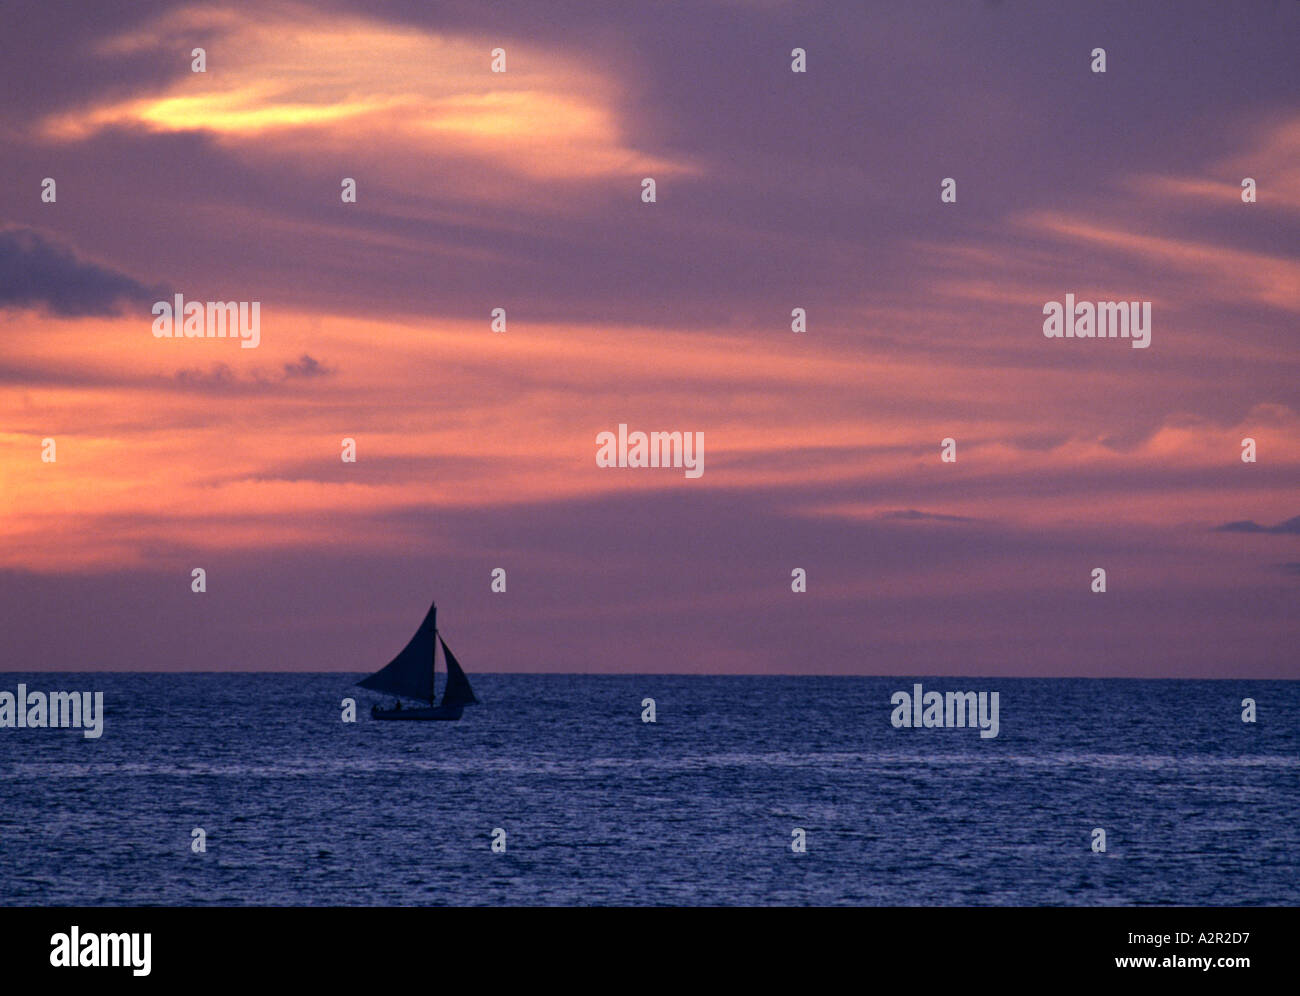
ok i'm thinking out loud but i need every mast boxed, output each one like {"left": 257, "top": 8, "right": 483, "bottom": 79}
{"left": 430, "top": 628, "right": 438, "bottom": 705}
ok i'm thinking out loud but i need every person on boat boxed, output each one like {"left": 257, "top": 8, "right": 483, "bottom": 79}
{"left": 393, "top": 699, "right": 402, "bottom": 711}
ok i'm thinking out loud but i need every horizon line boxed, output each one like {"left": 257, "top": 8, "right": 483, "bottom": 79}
{"left": 0, "top": 671, "right": 1293, "bottom": 681}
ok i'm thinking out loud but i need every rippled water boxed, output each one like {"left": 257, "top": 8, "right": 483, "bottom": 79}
{"left": 0, "top": 675, "right": 1295, "bottom": 905}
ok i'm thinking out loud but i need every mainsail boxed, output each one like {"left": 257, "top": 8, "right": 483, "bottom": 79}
{"left": 357, "top": 601, "right": 437, "bottom": 703}
{"left": 439, "top": 636, "right": 479, "bottom": 707}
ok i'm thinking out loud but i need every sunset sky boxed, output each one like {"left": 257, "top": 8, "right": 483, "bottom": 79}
{"left": 1, "top": 0, "right": 1296, "bottom": 676}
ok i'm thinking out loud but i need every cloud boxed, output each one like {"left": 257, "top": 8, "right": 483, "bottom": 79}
{"left": 38, "top": 3, "right": 691, "bottom": 195}
{"left": 1131, "top": 115, "right": 1300, "bottom": 214}
{"left": 282, "top": 353, "right": 332, "bottom": 379}
{"left": 1214, "top": 516, "right": 1300, "bottom": 534}
{"left": 877, "top": 509, "right": 980, "bottom": 524}
{"left": 172, "top": 353, "right": 334, "bottom": 391}
{"left": 1017, "top": 210, "right": 1300, "bottom": 315}
{"left": 0, "top": 225, "right": 157, "bottom": 316}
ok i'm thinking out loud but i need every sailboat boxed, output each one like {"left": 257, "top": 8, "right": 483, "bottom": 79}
{"left": 358, "top": 601, "right": 480, "bottom": 721}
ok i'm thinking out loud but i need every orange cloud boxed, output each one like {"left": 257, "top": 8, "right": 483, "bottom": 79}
{"left": 39, "top": 3, "right": 691, "bottom": 194}
{"left": 1018, "top": 210, "right": 1300, "bottom": 313}
{"left": 4, "top": 301, "right": 1296, "bottom": 573}
{"left": 1130, "top": 114, "right": 1300, "bottom": 214}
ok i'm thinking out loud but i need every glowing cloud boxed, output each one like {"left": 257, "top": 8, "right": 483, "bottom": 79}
{"left": 40, "top": 3, "right": 689, "bottom": 189}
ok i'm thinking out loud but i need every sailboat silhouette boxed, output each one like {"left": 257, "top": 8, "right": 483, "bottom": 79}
{"left": 358, "top": 601, "right": 480, "bottom": 721}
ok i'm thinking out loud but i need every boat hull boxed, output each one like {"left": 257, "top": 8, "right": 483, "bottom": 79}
{"left": 371, "top": 704, "right": 464, "bottom": 721}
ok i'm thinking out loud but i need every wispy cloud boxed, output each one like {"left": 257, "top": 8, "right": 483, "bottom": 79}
{"left": 1214, "top": 515, "right": 1300, "bottom": 534}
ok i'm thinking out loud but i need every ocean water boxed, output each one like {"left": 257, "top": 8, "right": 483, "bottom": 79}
{"left": 0, "top": 675, "right": 1296, "bottom": 906}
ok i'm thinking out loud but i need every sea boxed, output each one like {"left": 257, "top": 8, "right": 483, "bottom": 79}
{"left": 1, "top": 675, "right": 1296, "bottom": 906}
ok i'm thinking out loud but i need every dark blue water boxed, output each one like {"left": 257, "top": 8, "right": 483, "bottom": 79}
{"left": 0, "top": 675, "right": 1295, "bottom": 905}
